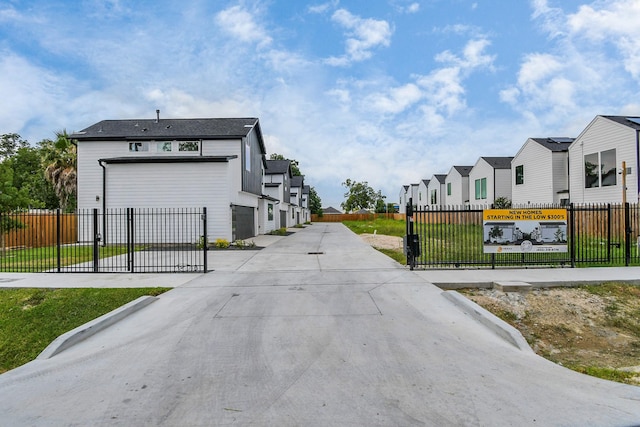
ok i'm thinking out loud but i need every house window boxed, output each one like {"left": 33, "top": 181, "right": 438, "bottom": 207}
{"left": 178, "top": 141, "right": 199, "bottom": 152}
{"left": 129, "top": 142, "right": 148, "bottom": 152}
{"left": 515, "top": 165, "right": 524, "bottom": 185}
{"left": 245, "top": 140, "right": 251, "bottom": 171}
{"left": 475, "top": 178, "right": 487, "bottom": 200}
{"left": 585, "top": 149, "right": 617, "bottom": 188}
{"left": 430, "top": 189, "right": 437, "bottom": 204}
{"left": 268, "top": 204, "right": 274, "bottom": 221}
{"left": 447, "top": 182, "right": 452, "bottom": 196}
{"left": 157, "top": 141, "right": 172, "bottom": 152}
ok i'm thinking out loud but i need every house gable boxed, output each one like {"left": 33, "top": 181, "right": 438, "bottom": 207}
{"left": 512, "top": 138, "right": 572, "bottom": 205}
{"left": 445, "top": 166, "right": 472, "bottom": 206}
{"left": 568, "top": 115, "right": 640, "bottom": 204}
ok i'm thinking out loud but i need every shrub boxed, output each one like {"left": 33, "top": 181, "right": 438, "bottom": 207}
{"left": 214, "top": 238, "right": 230, "bottom": 249}
{"left": 234, "top": 239, "right": 256, "bottom": 249}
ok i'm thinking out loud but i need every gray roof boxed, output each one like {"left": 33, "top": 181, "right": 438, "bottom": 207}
{"left": 481, "top": 156, "right": 514, "bottom": 169}
{"left": 421, "top": 179, "right": 430, "bottom": 186}
{"left": 70, "top": 117, "right": 266, "bottom": 154}
{"left": 433, "top": 174, "right": 447, "bottom": 184}
{"left": 453, "top": 166, "right": 472, "bottom": 177}
{"left": 265, "top": 159, "right": 292, "bottom": 175}
{"left": 601, "top": 116, "right": 640, "bottom": 131}
{"left": 291, "top": 175, "right": 304, "bottom": 188}
{"left": 531, "top": 137, "right": 574, "bottom": 152}
{"left": 323, "top": 206, "right": 342, "bottom": 214}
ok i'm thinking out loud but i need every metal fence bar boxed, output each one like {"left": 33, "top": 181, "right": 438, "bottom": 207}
{"left": 405, "top": 203, "right": 640, "bottom": 270}
{"left": 0, "top": 208, "right": 209, "bottom": 273}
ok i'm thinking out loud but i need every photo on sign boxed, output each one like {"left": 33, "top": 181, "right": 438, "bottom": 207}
{"left": 483, "top": 221, "right": 567, "bottom": 245}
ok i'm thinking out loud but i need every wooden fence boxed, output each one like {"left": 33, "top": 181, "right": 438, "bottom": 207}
{"left": 311, "top": 213, "right": 404, "bottom": 222}
{"left": 3, "top": 212, "right": 78, "bottom": 249}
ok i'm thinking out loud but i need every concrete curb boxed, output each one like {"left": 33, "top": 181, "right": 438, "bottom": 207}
{"left": 37, "top": 296, "right": 158, "bottom": 359}
{"left": 442, "top": 290, "right": 534, "bottom": 353}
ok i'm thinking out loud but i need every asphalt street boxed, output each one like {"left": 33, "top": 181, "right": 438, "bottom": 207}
{"left": 0, "top": 223, "right": 639, "bottom": 426}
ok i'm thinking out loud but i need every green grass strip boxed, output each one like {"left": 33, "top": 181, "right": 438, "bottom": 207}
{"left": 0, "top": 287, "right": 169, "bottom": 373}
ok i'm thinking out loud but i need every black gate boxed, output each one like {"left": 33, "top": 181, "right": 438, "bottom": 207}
{"left": 0, "top": 208, "right": 208, "bottom": 273}
{"left": 405, "top": 202, "right": 639, "bottom": 269}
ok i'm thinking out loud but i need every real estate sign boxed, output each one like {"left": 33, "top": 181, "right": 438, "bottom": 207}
{"left": 483, "top": 209, "right": 568, "bottom": 253}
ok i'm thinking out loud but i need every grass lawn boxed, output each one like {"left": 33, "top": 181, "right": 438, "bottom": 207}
{"left": 0, "top": 287, "right": 169, "bottom": 373}
{"left": 343, "top": 217, "right": 640, "bottom": 267}
{"left": 342, "top": 218, "right": 406, "bottom": 237}
{"left": 0, "top": 245, "right": 139, "bottom": 272}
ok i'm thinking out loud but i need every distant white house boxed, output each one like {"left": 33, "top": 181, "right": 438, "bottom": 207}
{"left": 568, "top": 115, "right": 640, "bottom": 204}
{"left": 427, "top": 174, "right": 447, "bottom": 207}
{"left": 468, "top": 157, "right": 513, "bottom": 207}
{"left": 511, "top": 138, "right": 573, "bottom": 206}
{"left": 417, "top": 179, "right": 430, "bottom": 209}
{"left": 398, "top": 185, "right": 410, "bottom": 213}
{"left": 264, "top": 159, "right": 293, "bottom": 230}
{"left": 444, "top": 166, "right": 472, "bottom": 206}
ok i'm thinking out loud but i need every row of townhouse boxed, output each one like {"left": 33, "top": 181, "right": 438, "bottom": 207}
{"left": 399, "top": 115, "right": 640, "bottom": 211}
{"left": 71, "top": 114, "right": 310, "bottom": 242}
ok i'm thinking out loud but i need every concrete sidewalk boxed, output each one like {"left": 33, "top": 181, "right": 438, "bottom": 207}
{"left": 0, "top": 223, "right": 639, "bottom": 426}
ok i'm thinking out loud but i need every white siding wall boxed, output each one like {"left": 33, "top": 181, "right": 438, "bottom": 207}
{"left": 511, "top": 140, "right": 554, "bottom": 205}
{"left": 398, "top": 188, "right": 407, "bottom": 213}
{"left": 105, "top": 162, "right": 231, "bottom": 240}
{"left": 77, "top": 141, "right": 123, "bottom": 211}
{"left": 427, "top": 178, "right": 443, "bottom": 207}
{"left": 552, "top": 151, "right": 570, "bottom": 204}
{"left": 444, "top": 169, "right": 468, "bottom": 206}
{"left": 468, "top": 159, "right": 493, "bottom": 207}
{"left": 494, "top": 169, "right": 512, "bottom": 202}
{"left": 417, "top": 181, "right": 429, "bottom": 209}
{"left": 569, "top": 116, "right": 639, "bottom": 204}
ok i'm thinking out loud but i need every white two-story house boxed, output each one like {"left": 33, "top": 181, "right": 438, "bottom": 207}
{"left": 568, "top": 115, "right": 640, "bottom": 204}
{"left": 71, "top": 115, "right": 267, "bottom": 242}
{"left": 511, "top": 137, "right": 573, "bottom": 206}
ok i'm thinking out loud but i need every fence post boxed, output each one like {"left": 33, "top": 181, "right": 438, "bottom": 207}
{"left": 127, "top": 208, "right": 135, "bottom": 272}
{"left": 406, "top": 199, "right": 415, "bottom": 270}
{"left": 625, "top": 202, "right": 631, "bottom": 266}
{"left": 92, "top": 208, "right": 99, "bottom": 272}
{"left": 202, "top": 207, "right": 208, "bottom": 272}
{"left": 570, "top": 203, "right": 576, "bottom": 268}
{"left": 56, "top": 209, "right": 61, "bottom": 272}
{"left": 607, "top": 204, "right": 612, "bottom": 263}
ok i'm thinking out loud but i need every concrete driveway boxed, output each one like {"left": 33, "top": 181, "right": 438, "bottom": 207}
{"left": 0, "top": 223, "right": 639, "bottom": 426}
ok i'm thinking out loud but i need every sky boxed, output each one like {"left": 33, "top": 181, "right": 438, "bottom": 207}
{"left": 2, "top": 0, "right": 640, "bottom": 209}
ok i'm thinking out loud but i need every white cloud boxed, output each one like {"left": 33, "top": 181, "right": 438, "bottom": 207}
{"left": 326, "top": 9, "right": 393, "bottom": 65}
{"left": 365, "top": 83, "right": 422, "bottom": 114}
{"left": 214, "top": 5, "right": 273, "bottom": 48}
{"left": 307, "top": 1, "right": 340, "bottom": 14}
{"left": 503, "top": 0, "right": 640, "bottom": 129}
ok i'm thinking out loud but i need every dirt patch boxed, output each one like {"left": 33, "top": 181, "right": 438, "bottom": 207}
{"left": 461, "top": 285, "right": 640, "bottom": 385}
{"left": 360, "top": 233, "right": 403, "bottom": 250}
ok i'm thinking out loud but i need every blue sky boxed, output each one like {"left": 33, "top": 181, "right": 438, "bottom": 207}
{"left": 2, "top": 0, "right": 640, "bottom": 209}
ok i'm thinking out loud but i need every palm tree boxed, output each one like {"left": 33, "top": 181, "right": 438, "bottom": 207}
{"left": 40, "top": 130, "right": 77, "bottom": 212}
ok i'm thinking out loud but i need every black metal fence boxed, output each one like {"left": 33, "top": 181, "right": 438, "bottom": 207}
{"left": 405, "top": 203, "right": 639, "bottom": 269}
{"left": 0, "top": 208, "right": 208, "bottom": 273}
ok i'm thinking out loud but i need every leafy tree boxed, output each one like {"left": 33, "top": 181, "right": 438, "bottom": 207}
{"left": 40, "top": 130, "right": 77, "bottom": 212}
{"left": 0, "top": 162, "right": 29, "bottom": 255}
{"left": 7, "top": 146, "right": 58, "bottom": 209}
{"left": 374, "top": 196, "right": 388, "bottom": 213}
{"left": 309, "top": 186, "right": 322, "bottom": 215}
{"left": 493, "top": 197, "right": 512, "bottom": 208}
{"left": 341, "top": 179, "right": 385, "bottom": 213}
{"left": 0, "top": 133, "right": 28, "bottom": 161}
{"left": 270, "top": 153, "right": 301, "bottom": 176}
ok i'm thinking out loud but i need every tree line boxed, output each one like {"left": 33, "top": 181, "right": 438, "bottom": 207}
{"left": 0, "top": 131, "right": 76, "bottom": 214}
